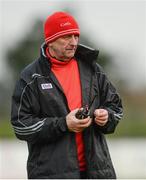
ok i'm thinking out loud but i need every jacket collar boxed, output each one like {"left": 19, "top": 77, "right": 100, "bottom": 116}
{"left": 38, "top": 43, "right": 99, "bottom": 77}
{"left": 75, "top": 43, "right": 99, "bottom": 63}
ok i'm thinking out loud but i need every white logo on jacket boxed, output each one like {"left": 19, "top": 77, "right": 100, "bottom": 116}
{"left": 41, "top": 83, "right": 53, "bottom": 89}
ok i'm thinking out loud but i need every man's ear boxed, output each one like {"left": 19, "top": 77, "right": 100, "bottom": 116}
{"left": 48, "top": 43, "right": 52, "bottom": 47}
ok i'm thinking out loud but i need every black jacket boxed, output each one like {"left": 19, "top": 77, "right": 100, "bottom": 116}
{"left": 11, "top": 43, "right": 123, "bottom": 179}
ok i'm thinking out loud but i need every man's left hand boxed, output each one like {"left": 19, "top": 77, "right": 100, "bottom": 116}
{"left": 94, "top": 109, "right": 108, "bottom": 126}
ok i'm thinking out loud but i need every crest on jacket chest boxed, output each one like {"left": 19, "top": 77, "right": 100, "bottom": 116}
{"left": 41, "top": 83, "right": 53, "bottom": 90}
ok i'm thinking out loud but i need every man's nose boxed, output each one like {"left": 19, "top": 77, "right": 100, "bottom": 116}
{"left": 70, "top": 35, "right": 78, "bottom": 45}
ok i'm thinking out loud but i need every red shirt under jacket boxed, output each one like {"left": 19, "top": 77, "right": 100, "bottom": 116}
{"left": 46, "top": 48, "right": 86, "bottom": 171}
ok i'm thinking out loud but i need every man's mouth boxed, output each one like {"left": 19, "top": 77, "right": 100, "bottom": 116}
{"left": 66, "top": 47, "right": 76, "bottom": 51}
{"left": 67, "top": 49, "right": 75, "bottom": 51}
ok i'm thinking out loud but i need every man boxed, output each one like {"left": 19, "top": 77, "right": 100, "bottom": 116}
{"left": 11, "top": 11, "right": 123, "bottom": 179}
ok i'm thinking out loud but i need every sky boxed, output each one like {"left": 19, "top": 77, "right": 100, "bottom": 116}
{"left": 0, "top": 0, "right": 146, "bottom": 91}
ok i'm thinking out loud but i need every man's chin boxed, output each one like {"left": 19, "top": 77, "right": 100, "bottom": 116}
{"left": 63, "top": 55, "right": 74, "bottom": 61}
{"left": 66, "top": 52, "right": 75, "bottom": 58}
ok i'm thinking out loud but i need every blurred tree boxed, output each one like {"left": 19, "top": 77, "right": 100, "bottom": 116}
{"left": 79, "top": 33, "right": 113, "bottom": 69}
{"left": 0, "top": 83, "right": 8, "bottom": 117}
{"left": 6, "top": 19, "right": 44, "bottom": 80}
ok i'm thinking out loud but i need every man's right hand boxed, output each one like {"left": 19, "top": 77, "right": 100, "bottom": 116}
{"left": 66, "top": 109, "right": 92, "bottom": 133}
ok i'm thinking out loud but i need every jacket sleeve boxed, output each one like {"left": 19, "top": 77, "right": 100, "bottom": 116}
{"left": 11, "top": 77, "right": 68, "bottom": 144}
{"left": 95, "top": 64, "right": 123, "bottom": 134}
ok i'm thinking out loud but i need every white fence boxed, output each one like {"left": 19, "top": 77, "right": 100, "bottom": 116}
{"left": 0, "top": 138, "right": 146, "bottom": 179}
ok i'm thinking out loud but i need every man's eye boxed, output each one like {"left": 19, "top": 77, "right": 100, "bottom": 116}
{"left": 63, "top": 36, "right": 70, "bottom": 39}
{"left": 74, "top": 36, "right": 79, "bottom": 39}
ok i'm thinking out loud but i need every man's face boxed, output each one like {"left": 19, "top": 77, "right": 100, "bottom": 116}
{"left": 48, "top": 34, "right": 79, "bottom": 61}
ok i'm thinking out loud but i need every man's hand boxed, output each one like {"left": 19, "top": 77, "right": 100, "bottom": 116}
{"left": 66, "top": 109, "right": 92, "bottom": 133}
{"left": 94, "top": 109, "right": 108, "bottom": 126}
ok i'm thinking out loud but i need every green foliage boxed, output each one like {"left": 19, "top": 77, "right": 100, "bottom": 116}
{"left": 108, "top": 118, "right": 146, "bottom": 138}
{"left": 108, "top": 92, "right": 146, "bottom": 138}
{"left": 0, "top": 120, "right": 15, "bottom": 139}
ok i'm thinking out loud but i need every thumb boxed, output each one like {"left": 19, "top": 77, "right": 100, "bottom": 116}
{"left": 94, "top": 109, "right": 100, "bottom": 117}
{"left": 70, "top": 108, "right": 80, "bottom": 115}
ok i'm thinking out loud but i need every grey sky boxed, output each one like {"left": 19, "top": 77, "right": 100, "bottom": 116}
{"left": 0, "top": 0, "right": 146, "bottom": 91}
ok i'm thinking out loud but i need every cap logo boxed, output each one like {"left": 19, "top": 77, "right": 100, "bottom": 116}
{"left": 60, "top": 22, "right": 71, "bottom": 27}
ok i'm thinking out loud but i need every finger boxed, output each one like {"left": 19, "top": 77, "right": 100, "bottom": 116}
{"left": 95, "top": 117, "right": 108, "bottom": 122}
{"left": 94, "top": 109, "right": 100, "bottom": 116}
{"left": 77, "top": 117, "right": 90, "bottom": 124}
{"left": 84, "top": 118, "right": 92, "bottom": 127}
{"left": 78, "top": 118, "right": 92, "bottom": 128}
{"left": 95, "top": 118, "right": 107, "bottom": 125}
{"left": 94, "top": 109, "right": 108, "bottom": 117}
{"left": 95, "top": 119, "right": 108, "bottom": 125}
{"left": 99, "top": 113, "right": 108, "bottom": 118}
{"left": 95, "top": 115, "right": 108, "bottom": 121}
{"left": 69, "top": 127, "right": 82, "bottom": 133}
{"left": 96, "top": 122, "right": 105, "bottom": 126}
{"left": 96, "top": 112, "right": 108, "bottom": 118}
{"left": 96, "top": 119, "right": 107, "bottom": 124}
{"left": 70, "top": 108, "right": 80, "bottom": 115}
{"left": 74, "top": 127, "right": 85, "bottom": 132}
